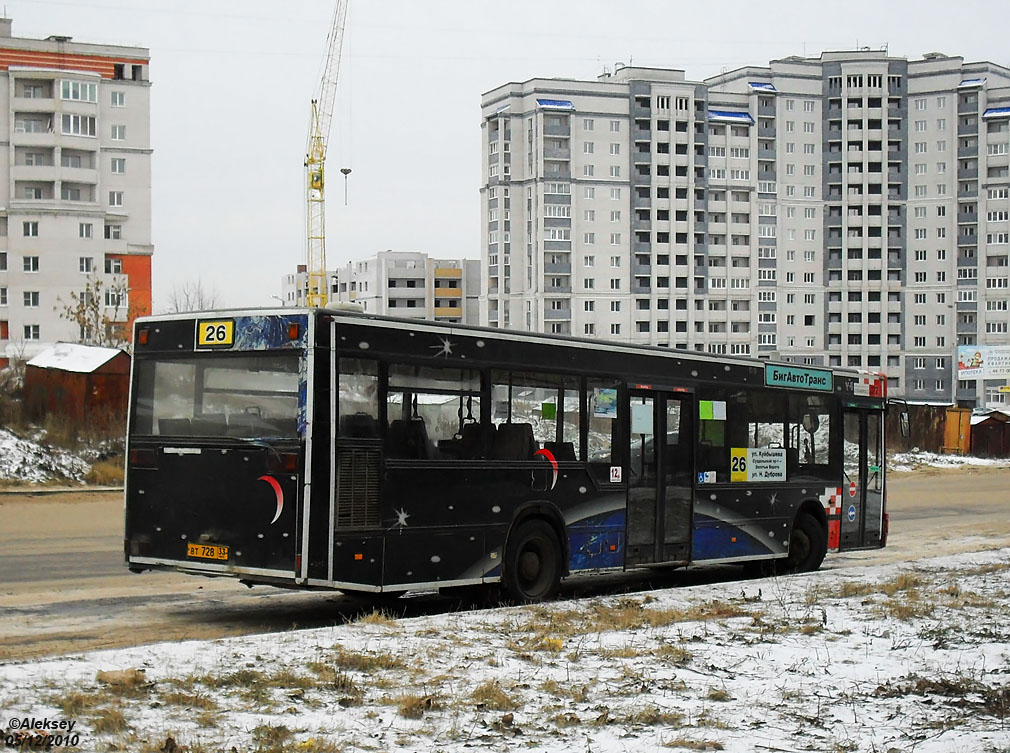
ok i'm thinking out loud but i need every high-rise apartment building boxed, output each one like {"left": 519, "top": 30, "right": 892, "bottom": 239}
{"left": 283, "top": 251, "right": 481, "bottom": 324}
{"left": 0, "top": 18, "right": 152, "bottom": 368}
{"left": 480, "top": 51, "right": 1010, "bottom": 407}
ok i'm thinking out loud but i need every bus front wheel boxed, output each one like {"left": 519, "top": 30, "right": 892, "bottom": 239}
{"left": 503, "top": 519, "right": 562, "bottom": 603}
{"left": 779, "top": 512, "right": 827, "bottom": 574}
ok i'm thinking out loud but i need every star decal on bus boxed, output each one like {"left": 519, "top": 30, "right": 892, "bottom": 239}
{"left": 430, "top": 337, "right": 455, "bottom": 358}
{"left": 392, "top": 508, "right": 411, "bottom": 528}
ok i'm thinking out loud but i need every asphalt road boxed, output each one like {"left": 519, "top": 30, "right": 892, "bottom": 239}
{"left": 0, "top": 466, "right": 1007, "bottom": 661}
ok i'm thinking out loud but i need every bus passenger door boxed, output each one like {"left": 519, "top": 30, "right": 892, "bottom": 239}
{"left": 626, "top": 390, "right": 694, "bottom": 565}
{"left": 840, "top": 409, "right": 885, "bottom": 549}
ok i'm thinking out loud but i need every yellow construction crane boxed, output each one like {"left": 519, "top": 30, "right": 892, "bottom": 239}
{"left": 305, "top": 0, "right": 349, "bottom": 308}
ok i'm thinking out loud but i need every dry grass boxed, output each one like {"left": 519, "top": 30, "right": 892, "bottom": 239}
{"left": 393, "top": 693, "right": 442, "bottom": 718}
{"left": 655, "top": 642, "right": 694, "bottom": 666}
{"left": 91, "top": 707, "right": 129, "bottom": 734}
{"left": 472, "top": 679, "right": 519, "bottom": 711}
{"left": 159, "top": 690, "right": 218, "bottom": 710}
{"left": 706, "top": 688, "right": 733, "bottom": 702}
{"left": 625, "top": 706, "right": 686, "bottom": 726}
{"left": 354, "top": 609, "right": 398, "bottom": 626}
{"left": 331, "top": 645, "right": 406, "bottom": 672}
{"left": 664, "top": 737, "right": 725, "bottom": 750}
{"left": 85, "top": 457, "right": 124, "bottom": 485}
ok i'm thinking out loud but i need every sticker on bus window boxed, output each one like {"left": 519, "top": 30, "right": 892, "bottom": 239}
{"left": 197, "top": 319, "right": 235, "bottom": 348}
{"left": 610, "top": 466, "right": 622, "bottom": 483}
{"left": 730, "top": 447, "right": 786, "bottom": 482}
{"left": 698, "top": 400, "right": 726, "bottom": 421}
{"left": 593, "top": 389, "right": 618, "bottom": 419}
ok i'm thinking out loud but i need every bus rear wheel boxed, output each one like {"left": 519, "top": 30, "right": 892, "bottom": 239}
{"left": 504, "top": 519, "right": 562, "bottom": 603}
{"left": 779, "top": 512, "right": 827, "bottom": 574}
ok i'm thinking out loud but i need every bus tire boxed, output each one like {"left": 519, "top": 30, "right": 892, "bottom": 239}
{"left": 779, "top": 512, "right": 827, "bottom": 574}
{"left": 503, "top": 519, "right": 562, "bottom": 603}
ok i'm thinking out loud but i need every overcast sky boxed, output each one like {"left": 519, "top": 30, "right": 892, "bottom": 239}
{"left": 10, "top": 0, "right": 1010, "bottom": 310}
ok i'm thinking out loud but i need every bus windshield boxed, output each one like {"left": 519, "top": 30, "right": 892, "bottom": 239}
{"left": 132, "top": 354, "right": 300, "bottom": 438}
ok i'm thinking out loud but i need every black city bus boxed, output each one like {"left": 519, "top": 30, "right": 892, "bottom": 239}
{"left": 125, "top": 308, "right": 893, "bottom": 601}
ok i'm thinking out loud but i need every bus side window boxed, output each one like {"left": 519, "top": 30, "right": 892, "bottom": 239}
{"left": 587, "top": 378, "right": 619, "bottom": 465}
{"left": 492, "top": 371, "right": 581, "bottom": 460}
{"left": 338, "top": 358, "right": 379, "bottom": 438}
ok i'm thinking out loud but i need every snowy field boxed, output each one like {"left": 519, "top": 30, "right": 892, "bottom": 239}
{"left": 2, "top": 548, "right": 1009, "bottom": 753}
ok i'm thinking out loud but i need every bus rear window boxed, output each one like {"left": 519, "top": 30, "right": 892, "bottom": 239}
{"left": 132, "top": 355, "right": 300, "bottom": 438}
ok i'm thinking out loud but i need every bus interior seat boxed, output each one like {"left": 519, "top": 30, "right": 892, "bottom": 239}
{"left": 492, "top": 422, "right": 535, "bottom": 460}
{"left": 388, "top": 418, "right": 431, "bottom": 459}
{"left": 543, "top": 440, "right": 577, "bottom": 462}
{"left": 440, "top": 421, "right": 485, "bottom": 459}
{"left": 340, "top": 412, "right": 380, "bottom": 439}
{"left": 159, "top": 418, "right": 192, "bottom": 435}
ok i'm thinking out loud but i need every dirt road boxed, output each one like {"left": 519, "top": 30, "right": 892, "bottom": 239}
{"left": 0, "top": 467, "right": 1007, "bottom": 662}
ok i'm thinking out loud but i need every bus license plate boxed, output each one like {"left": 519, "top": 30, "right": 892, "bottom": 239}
{"left": 187, "top": 543, "right": 229, "bottom": 561}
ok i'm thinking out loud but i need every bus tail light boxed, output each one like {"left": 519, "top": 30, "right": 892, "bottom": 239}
{"left": 129, "top": 448, "right": 158, "bottom": 469}
{"left": 288, "top": 322, "right": 300, "bottom": 340}
{"left": 137, "top": 327, "right": 150, "bottom": 346}
{"left": 267, "top": 452, "right": 299, "bottom": 474}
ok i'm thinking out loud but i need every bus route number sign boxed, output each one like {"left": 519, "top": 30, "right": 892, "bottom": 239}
{"left": 197, "top": 319, "right": 235, "bottom": 349}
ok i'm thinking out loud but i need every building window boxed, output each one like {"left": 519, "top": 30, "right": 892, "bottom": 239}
{"left": 23, "top": 256, "right": 39, "bottom": 273}
{"left": 105, "top": 224, "right": 122, "bottom": 240}
{"left": 105, "top": 257, "right": 123, "bottom": 274}
{"left": 61, "top": 79, "right": 97, "bottom": 102}
{"left": 79, "top": 257, "right": 93, "bottom": 273}
{"left": 24, "top": 325, "right": 40, "bottom": 340}
{"left": 111, "top": 90, "right": 125, "bottom": 107}
{"left": 109, "top": 191, "right": 124, "bottom": 207}
{"left": 61, "top": 113, "right": 96, "bottom": 137}
{"left": 111, "top": 158, "right": 126, "bottom": 174}
{"left": 610, "top": 323, "right": 621, "bottom": 335}
{"left": 23, "top": 221, "right": 39, "bottom": 237}
{"left": 111, "top": 124, "right": 126, "bottom": 140}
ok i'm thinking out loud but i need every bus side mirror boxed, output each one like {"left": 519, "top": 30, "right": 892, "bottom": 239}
{"left": 899, "top": 412, "right": 910, "bottom": 438}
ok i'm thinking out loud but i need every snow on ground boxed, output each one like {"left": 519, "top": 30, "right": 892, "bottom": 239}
{"left": 2, "top": 549, "right": 1009, "bottom": 753}
{"left": 889, "top": 449, "right": 1010, "bottom": 473}
{"left": 0, "top": 428, "right": 92, "bottom": 483}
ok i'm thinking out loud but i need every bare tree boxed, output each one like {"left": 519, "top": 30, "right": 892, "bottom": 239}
{"left": 165, "top": 280, "right": 218, "bottom": 313}
{"left": 56, "top": 276, "right": 133, "bottom": 348}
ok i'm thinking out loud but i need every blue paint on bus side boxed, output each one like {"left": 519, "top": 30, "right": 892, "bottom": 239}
{"left": 234, "top": 314, "right": 308, "bottom": 351}
{"left": 569, "top": 510, "right": 625, "bottom": 571}
{"left": 691, "top": 513, "right": 772, "bottom": 561}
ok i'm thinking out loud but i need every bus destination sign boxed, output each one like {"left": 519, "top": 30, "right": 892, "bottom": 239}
{"left": 764, "top": 364, "right": 833, "bottom": 392}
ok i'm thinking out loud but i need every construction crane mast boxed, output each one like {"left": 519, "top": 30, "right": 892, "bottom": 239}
{"left": 305, "top": 0, "right": 349, "bottom": 308}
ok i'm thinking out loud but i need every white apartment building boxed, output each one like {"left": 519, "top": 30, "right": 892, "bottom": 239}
{"left": 480, "top": 51, "right": 1010, "bottom": 408}
{"left": 0, "top": 18, "right": 153, "bottom": 368}
{"left": 282, "top": 251, "right": 481, "bottom": 325}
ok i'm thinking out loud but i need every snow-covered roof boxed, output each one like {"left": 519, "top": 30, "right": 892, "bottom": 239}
{"left": 26, "top": 342, "right": 125, "bottom": 373}
{"left": 748, "top": 81, "right": 777, "bottom": 92}
{"left": 982, "top": 106, "right": 1010, "bottom": 119}
{"left": 536, "top": 98, "right": 575, "bottom": 110}
{"left": 708, "top": 109, "right": 755, "bottom": 124}
{"left": 971, "top": 409, "right": 1009, "bottom": 425}
{"left": 958, "top": 78, "right": 985, "bottom": 88}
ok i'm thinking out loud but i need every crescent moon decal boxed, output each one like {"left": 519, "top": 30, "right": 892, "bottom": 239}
{"left": 258, "top": 475, "right": 284, "bottom": 525}
{"left": 534, "top": 448, "right": 559, "bottom": 491}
